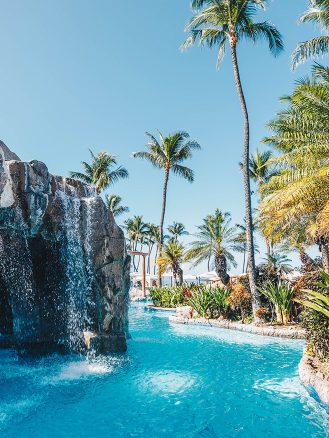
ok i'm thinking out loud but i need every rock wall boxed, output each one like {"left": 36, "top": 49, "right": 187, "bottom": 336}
{"left": 299, "top": 353, "right": 329, "bottom": 404}
{"left": 0, "top": 144, "right": 130, "bottom": 354}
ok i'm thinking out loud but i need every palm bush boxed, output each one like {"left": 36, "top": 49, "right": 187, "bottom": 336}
{"left": 299, "top": 272, "right": 329, "bottom": 318}
{"left": 299, "top": 272, "right": 329, "bottom": 361}
{"left": 187, "top": 286, "right": 214, "bottom": 318}
{"left": 259, "top": 281, "right": 295, "bottom": 324}
{"left": 211, "top": 287, "right": 231, "bottom": 319}
{"left": 149, "top": 287, "right": 184, "bottom": 308}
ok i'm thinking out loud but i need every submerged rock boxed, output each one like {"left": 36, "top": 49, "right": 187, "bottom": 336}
{"left": 0, "top": 143, "right": 130, "bottom": 354}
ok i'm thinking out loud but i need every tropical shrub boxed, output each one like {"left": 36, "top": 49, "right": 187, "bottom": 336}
{"left": 186, "top": 286, "right": 231, "bottom": 319}
{"left": 187, "top": 286, "right": 214, "bottom": 318}
{"left": 259, "top": 281, "right": 295, "bottom": 324}
{"left": 149, "top": 287, "right": 184, "bottom": 308}
{"left": 229, "top": 282, "right": 252, "bottom": 322}
{"left": 211, "top": 287, "right": 231, "bottom": 319}
{"left": 299, "top": 272, "right": 329, "bottom": 362}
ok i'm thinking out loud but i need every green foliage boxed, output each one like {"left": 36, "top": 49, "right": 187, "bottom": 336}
{"left": 187, "top": 286, "right": 214, "bottom": 318}
{"left": 292, "top": 0, "right": 329, "bottom": 69}
{"left": 211, "top": 286, "right": 231, "bottom": 319}
{"left": 105, "top": 194, "right": 129, "bottom": 217}
{"left": 300, "top": 272, "right": 329, "bottom": 361}
{"left": 149, "top": 287, "right": 184, "bottom": 308}
{"left": 259, "top": 281, "right": 295, "bottom": 324}
{"left": 183, "top": 0, "right": 283, "bottom": 69}
{"left": 187, "top": 285, "right": 231, "bottom": 319}
{"left": 149, "top": 284, "right": 231, "bottom": 319}
{"left": 299, "top": 272, "right": 329, "bottom": 318}
{"left": 70, "top": 149, "right": 128, "bottom": 195}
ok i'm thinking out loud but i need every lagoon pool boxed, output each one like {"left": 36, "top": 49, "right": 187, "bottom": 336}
{"left": 1, "top": 304, "right": 328, "bottom": 437}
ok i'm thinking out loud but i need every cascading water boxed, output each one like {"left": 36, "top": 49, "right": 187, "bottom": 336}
{"left": 56, "top": 179, "right": 94, "bottom": 351}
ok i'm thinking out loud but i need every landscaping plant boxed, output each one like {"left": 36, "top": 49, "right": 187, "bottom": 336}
{"left": 259, "top": 281, "right": 295, "bottom": 324}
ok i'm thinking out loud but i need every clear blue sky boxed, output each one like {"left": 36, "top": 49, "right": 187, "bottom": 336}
{"left": 0, "top": 0, "right": 320, "bottom": 272}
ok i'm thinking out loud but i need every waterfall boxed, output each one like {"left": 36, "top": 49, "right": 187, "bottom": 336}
{"left": 56, "top": 179, "right": 94, "bottom": 351}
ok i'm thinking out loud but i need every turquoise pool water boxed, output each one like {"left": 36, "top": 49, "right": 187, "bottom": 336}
{"left": 1, "top": 304, "right": 328, "bottom": 437}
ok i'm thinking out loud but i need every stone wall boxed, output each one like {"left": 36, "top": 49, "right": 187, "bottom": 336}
{"left": 0, "top": 143, "right": 130, "bottom": 354}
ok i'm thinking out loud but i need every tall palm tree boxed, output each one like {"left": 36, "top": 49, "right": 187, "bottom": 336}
{"left": 292, "top": 0, "right": 329, "bottom": 69}
{"left": 261, "top": 65, "right": 329, "bottom": 272}
{"left": 168, "top": 222, "right": 189, "bottom": 242}
{"left": 158, "top": 241, "right": 185, "bottom": 286}
{"left": 185, "top": 209, "right": 238, "bottom": 285}
{"left": 70, "top": 150, "right": 128, "bottom": 195}
{"left": 133, "top": 131, "right": 201, "bottom": 285}
{"left": 105, "top": 194, "right": 129, "bottom": 218}
{"left": 234, "top": 219, "right": 259, "bottom": 273}
{"left": 182, "top": 0, "right": 283, "bottom": 319}
{"left": 124, "top": 216, "right": 148, "bottom": 271}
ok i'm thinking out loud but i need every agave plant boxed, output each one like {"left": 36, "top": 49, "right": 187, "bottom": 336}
{"left": 211, "top": 287, "right": 231, "bottom": 319}
{"left": 187, "top": 286, "right": 214, "bottom": 318}
{"left": 299, "top": 272, "right": 329, "bottom": 319}
{"left": 259, "top": 281, "right": 295, "bottom": 325}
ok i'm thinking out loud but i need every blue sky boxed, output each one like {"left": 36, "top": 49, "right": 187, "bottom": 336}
{"left": 0, "top": 1, "right": 320, "bottom": 272}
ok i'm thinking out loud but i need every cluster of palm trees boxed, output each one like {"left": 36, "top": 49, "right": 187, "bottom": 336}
{"left": 69, "top": 1, "right": 329, "bottom": 321}
{"left": 123, "top": 217, "right": 188, "bottom": 279}
{"left": 259, "top": 1, "right": 329, "bottom": 274}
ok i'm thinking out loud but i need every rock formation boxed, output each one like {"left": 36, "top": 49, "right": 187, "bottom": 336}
{"left": 0, "top": 143, "right": 130, "bottom": 355}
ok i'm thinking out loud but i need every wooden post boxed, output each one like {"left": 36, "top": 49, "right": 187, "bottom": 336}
{"left": 128, "top": 250, "right": 149, "bottom": 299}
{"left": 142, "top": 254, "right": 146, "bottom": 298}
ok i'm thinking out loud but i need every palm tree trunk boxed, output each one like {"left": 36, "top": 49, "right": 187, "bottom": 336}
{"left": 299, "top": 248, "right": 317, "bottom": 272}
{"left": 158, "top": 167, "right": 170, "bottom": 286}
{"left": 321, "top": 244, "right": 329, "bottom": 273}
{"left": 214, "top": 254, "right": 230, "bottom": 286}
{"left": 154, "top": 245, "right": 158, "bottom": 276}
{"left": 230, "top": 40, "right": 261, "bottom": 320}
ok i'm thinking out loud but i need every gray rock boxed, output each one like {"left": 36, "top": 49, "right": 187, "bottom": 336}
{"left": 0, "top": 145, "right": 130, "bottom": 354}
{"left": 299, "top": 353, "right": 329, "bottom": 404}
{"left": 0, "top": 141, "right": 21, "bottom": 161}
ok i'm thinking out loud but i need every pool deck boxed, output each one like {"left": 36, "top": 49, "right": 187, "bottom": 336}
{"left": 169, "top": 315, "right": 306, "bottom": 339}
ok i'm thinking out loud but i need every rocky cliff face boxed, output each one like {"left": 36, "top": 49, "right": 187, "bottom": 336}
{"left": 0, "top": 144, "right": 130, "bottom": 355}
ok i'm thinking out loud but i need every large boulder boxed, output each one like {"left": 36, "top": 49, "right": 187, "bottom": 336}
{"left": 0, "top": 145, "right": 130, "bottom": 354}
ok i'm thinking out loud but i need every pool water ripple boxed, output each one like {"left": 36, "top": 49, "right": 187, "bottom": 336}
{"left": 0, "top": 303, "right": 328, "bottom": 437}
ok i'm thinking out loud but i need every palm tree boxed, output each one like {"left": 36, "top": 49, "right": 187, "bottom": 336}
{"left": 185, "top": 209, "right": 238, "bottom": 285}
{"left": 158, "top": 241, "right": 185, "bottom": 286}
{"left": 292, "top": 0, "right": 329, "bottom": 69}
{"left": 168, "top": 222, "right": 189, "bottom": 242}
{"left": 70, "top": 150, "right": 128, "bottom": 195}
{"left": 261, "top": 65, "right": 329, "bottom": 272}
{"left": 260, "top": 252, "right": 293, "bottom": 278}
{"left": 105, "top": 194, "right": 129, "bottom": 218}
{"left": 182, "top": 0, "right": 283, "bottom": 319}
{"left": 133, "top": 131, "right": 201, "bottom": 285}
{"left": 124, "top": 216, "right": 148, "bottom": 271}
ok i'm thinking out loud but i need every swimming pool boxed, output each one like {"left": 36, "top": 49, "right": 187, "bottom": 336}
{"left": 1, "top": 304, "right": 328, "bottom": 437}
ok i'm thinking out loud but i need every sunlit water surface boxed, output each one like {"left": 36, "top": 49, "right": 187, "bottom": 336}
{"left": 1, "top": 304, "right": 328, "bottom": 437}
